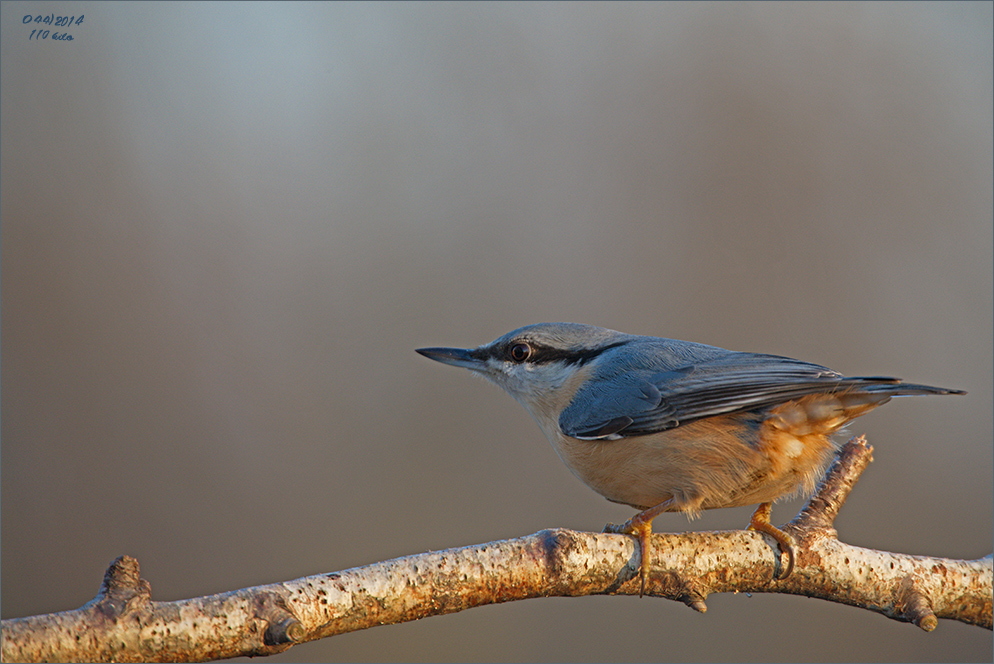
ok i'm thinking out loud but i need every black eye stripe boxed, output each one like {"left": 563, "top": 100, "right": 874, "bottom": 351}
{"left": 487, "top": 339, "right": 630, "bottom": 366}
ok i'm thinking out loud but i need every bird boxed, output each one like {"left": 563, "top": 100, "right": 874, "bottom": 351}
{"left": 416, "top": 322, "right": 965, "bottom": 593}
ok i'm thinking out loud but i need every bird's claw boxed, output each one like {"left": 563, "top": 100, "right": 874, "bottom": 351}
{"left": 747, "top": 502, "right": 796, "bottom": 580}
{"left": 603, "top": 518, "right": 651, "bottom": 595}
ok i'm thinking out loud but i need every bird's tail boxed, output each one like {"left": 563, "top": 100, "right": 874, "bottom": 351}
{"left": 847, "top": 377, "right": 966, "bottom": 398}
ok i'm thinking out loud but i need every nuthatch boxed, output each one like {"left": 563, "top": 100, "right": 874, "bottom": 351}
{"left": 417, "top": 322, "right": 964, "bottom": 591}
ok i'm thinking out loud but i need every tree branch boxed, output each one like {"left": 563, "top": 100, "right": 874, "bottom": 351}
{"left": 2, "top": 437, "right": 991, "bottom": 662}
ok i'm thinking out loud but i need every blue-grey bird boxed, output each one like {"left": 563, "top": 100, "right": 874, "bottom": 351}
{"left": 417, "top": 322, "right": 964, "bottom": 592}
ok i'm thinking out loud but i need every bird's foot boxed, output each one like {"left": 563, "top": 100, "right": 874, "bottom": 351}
{"left": 604, "top": 515, "right": 654, "bottom": 596}
{"left": 747, "top": 502, "right": 796, "bottom": 579}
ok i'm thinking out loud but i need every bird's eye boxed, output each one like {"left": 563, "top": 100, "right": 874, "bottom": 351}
{"left": 509, "top": 343, "right": 532, "bottom": 362}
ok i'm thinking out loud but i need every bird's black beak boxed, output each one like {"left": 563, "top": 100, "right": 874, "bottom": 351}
{"left": 416, "top": 347, "right": 484, "bottom": 371}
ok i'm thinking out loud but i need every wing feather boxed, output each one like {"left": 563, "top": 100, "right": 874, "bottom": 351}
{"left": 560, "top": 351, "right": 895, "bottom": 440}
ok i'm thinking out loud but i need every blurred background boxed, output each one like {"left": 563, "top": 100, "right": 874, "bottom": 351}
{"left": 2, "top": 2, "right": 991, "bottom": 661}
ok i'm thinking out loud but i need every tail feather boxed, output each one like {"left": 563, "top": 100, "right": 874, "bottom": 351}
{"left": 847, "top": 377, "right": 966, "bottom": 398}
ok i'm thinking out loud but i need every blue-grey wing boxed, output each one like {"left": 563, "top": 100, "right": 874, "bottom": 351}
{"left": 558, "top": 351, "right": 886, "bottom": 440}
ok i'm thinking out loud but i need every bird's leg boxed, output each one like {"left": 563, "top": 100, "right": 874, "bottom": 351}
{"left": 747, "top": 502, "right": 796, "bottom": 579}
{"left": 603, "top": 500, "right": 674, "bottom": 596}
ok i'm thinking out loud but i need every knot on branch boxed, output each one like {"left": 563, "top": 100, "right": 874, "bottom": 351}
{"left": 894, "top": 575, "right": 939, "bottom": 632}
{"left": 677, "top": 579, "right": 709, "bottom": 613}
{"left": 84, "top": 555, "right": 151, "bottom": 619}
{"left": 255, "top": 593, "right": 304, "bottom": 647}
{"left": 536, "top": 528, "right": 593, "bottom": 591}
